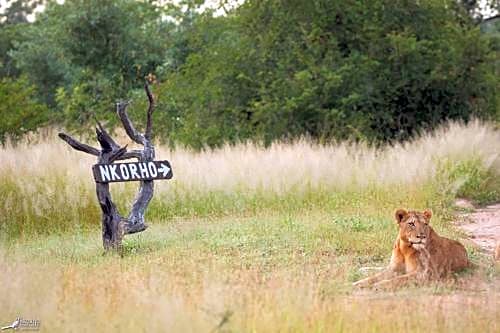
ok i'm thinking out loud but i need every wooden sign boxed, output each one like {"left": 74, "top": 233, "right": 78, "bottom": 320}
{"left": 92, "top": 160, "right": 173, "bottom": 183}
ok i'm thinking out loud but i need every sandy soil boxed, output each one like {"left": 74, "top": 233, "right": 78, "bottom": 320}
{"left": 455, "top": 200, "right": 500, "bottom": 254}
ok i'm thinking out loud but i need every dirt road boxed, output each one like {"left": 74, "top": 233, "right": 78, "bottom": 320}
{"left": 455, "top": 200, "right": 500, "bottom": 255}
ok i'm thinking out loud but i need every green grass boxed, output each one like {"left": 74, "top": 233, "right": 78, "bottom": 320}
{"left": 0, "top": 179, "right": 477, "bottom": 240}
{"left": 5, "top": 213, "right": 393, "bottom": 266}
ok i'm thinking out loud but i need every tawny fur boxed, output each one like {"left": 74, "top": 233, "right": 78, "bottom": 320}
{"left": 353, "top": 209, "right": 469, "bottom": 288}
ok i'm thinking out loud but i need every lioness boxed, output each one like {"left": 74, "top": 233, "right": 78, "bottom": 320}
{"left": 353, "top": 209, "right": 469, "bottom": 288}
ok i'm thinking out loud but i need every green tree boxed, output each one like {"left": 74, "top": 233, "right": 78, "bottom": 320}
{"left": 12, "top": 0, "right": 173, "bottom": 129}
{"left": 0, "top": 1, "right": 46, "bottom": 78}
{"left": 0, "top": 76, "right": 48, "bottom": 142}
{"left": 159, "top": 0, "right": 499, "bottom": 147}
{"left": 0, "top": 0, "right": 44, "bottom": 25}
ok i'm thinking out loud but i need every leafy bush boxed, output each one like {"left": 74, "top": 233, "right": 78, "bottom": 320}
{"left": 0, "top": 77, "right": 49, "bottom": 143}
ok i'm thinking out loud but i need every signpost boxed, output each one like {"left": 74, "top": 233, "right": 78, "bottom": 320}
{"left": 93, "top": 160, "right": 173, "bottom": 183}
{"left": 58, "top": 83, "right": 171, "bottom": 251}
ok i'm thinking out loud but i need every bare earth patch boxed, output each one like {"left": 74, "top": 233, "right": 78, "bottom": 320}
{"left": 455, "top": 200, "right": 500, "bottom": 254}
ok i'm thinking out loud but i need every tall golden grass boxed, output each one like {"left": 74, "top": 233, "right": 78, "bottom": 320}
{"left": 3, "top": 120, "right": 498, "bottom": 192}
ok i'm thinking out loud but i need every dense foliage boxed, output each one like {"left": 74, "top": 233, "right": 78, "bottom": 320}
{"left": 0, "top": 0, "right": 498, "bottom": 147}
{"left": 0, "top": 76, "right": 48, "bottom": 142}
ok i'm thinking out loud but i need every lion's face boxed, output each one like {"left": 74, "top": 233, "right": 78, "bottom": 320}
{"left": 395, "top": 209, "right": 432, "bottom": 250}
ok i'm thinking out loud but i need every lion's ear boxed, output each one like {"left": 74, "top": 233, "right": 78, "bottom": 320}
{"left": 395, "top": 209, "right": 408, "bottom": 224}
{"left": 423, "top": 209, "right": 432, "bottom": 223}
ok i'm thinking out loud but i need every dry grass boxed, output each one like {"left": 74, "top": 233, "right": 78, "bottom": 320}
{"left": 3, "top": 120, "right": 499, "bottom": 192}
{"left": 161, "top": 120, "right": 500, "bottom": 192}
{"left": 1, "top": 224, "right": 499, "bottom": 332}
{"left": 1, "top": 120, "right": 500, "bottom": 332}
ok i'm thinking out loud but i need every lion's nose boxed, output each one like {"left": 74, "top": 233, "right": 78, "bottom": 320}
{"left": 416, "top": 234, "right": 426, "bottom": 239}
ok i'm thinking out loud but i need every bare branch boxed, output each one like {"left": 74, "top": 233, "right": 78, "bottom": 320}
{"left": 96, "top": 127, "right": 114, "bottom": 153}
{"left": 109, "top": 145, "right": 128, "bottom": 163}
{"left": 58, "top": 132, "right": 100, "bottom": 156}
{"left": 116, "top": 101, "right": 145, "bottom": 145}
{"left": 145, "top": 83, "right": 154, "bottom": 140}
{"left": 96, "top": 120, "right": 120, "bottom": 150}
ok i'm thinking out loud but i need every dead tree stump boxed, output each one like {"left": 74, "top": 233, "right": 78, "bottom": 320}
{"left": 58, "top": 84, "right": 160, "bottom": 250}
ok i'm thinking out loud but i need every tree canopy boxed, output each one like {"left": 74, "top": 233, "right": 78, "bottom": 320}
{"left": 0, "top": 0, "right": 498, "bottom": 147}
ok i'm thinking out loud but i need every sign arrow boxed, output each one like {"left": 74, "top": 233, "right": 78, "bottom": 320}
{"left": 158, "top": 163, "right": 171, "bottom": 177}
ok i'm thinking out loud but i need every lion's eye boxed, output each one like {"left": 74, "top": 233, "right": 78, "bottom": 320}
{"left": 408, "top": 222, "right": 415, "bottom": 227}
